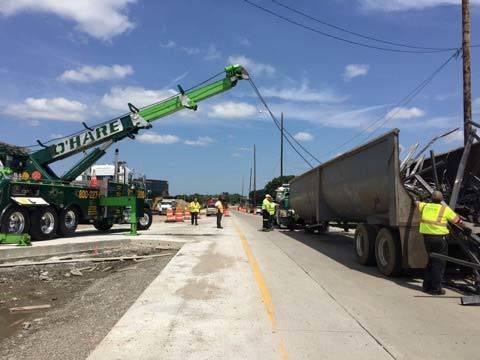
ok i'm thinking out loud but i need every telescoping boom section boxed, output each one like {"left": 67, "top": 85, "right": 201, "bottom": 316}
{"left": 24, "top": 65, "right": 249, "bottom": 182}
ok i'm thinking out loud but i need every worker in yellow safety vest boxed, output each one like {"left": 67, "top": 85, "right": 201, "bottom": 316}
{"left": 189, "top": 198, "right": 201, "bottom": 226}
{"left": 262, "top": 194, "right": 276, "bottom": 231}
{"left": 415, "top": 191, "right": 465, "bottom": 295}
{"left": 215, "top": 197, "right": 224, "bottom": 229}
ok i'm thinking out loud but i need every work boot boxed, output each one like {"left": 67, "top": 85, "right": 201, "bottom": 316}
{"left": 428, "top": 288, "right": 446, "bottom": 295}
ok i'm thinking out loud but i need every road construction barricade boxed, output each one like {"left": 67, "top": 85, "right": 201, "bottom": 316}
{"left": 175, "top": 210, "right": 184, "bottom": 222}
{"left": 184, "top": 210, "right": 191, "bottom": 220}
{"left": 224, "top": 209, "right": 230, "bottom": 217}
{"left": 165, "top": 208, "right": 175, "bottom": 222}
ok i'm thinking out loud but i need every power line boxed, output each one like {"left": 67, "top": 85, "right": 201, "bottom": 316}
{"left": 321, "top": 50, "right": 459, "bottom": 157}
{"left": 242, "top": 0, "right": 456, "bottom": 54}
{"left": 270, "top": 0, "right": 455, "bottom": 51}
{"left": 248, "top": 78, "right": 316, "bottom": 168}
{"left": 248, "top": 79, "right": 322, "bottom": 164}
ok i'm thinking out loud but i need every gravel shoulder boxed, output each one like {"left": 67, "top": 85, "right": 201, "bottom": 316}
{"left": 0, "top": 247, "right": 176, "bottom": 360}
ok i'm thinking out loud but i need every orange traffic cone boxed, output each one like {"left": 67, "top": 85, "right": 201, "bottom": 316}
{"left": 224, "top": 208, "right": 230, "bottom": 217}
{"left": 165, "top": 208, "right": 175, "bottom": 222}
{"left": 175, "top": 210, "right": 184, "bottom": 222}
{"left": 184, "top": 210, "right": 191, "bottom": 221}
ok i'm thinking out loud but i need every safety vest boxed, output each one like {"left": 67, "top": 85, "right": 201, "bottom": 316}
{"left": 215, "top": 201, "right": 224, "bottom": 214}
{"left": 262, "top": 198, "right": 276, "bottom": 215}
{"left": 418, "top": 202, "right": 457, "bottom": 235}
{"left": 189, "top": 201, "right": 200, "bottom": 213}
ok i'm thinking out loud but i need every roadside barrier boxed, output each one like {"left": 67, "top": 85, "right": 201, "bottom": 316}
{"left": 175, "top": 210, "right": 184, "bottom": 222}
{"left": 165, "top": 208, "right": 175, "bottom": 222}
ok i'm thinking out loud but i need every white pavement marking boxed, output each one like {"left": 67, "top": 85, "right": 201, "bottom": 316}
{"left": 88, "top": 215, "right": 282, "bottom": 360}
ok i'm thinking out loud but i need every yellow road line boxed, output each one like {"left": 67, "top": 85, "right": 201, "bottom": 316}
{"left": 233, "top": 219, "right": 288, "bottom": 360}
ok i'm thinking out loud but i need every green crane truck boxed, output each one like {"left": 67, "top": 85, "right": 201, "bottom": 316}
{"left": 0, "top": 65, "right": 249, "bottom": 242}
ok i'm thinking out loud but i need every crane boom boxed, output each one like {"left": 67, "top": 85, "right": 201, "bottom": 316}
{"left": 21, "top": 65, "right": 248, "bottom": 181}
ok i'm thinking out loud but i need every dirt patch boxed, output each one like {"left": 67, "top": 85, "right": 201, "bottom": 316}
{"left": 175, "top": 278, "right": 221, "bottom": 300}
{"left": 0, "top": 245, "right": 176, "bottom": 360}
{"left": 192, "top": 242, "right": 235, "bottom": 275}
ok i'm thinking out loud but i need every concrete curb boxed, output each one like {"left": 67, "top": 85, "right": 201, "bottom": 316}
{"left": 0, "top": 239, "right": 183, "bottom": 261}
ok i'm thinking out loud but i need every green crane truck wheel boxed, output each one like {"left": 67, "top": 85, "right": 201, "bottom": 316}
{"left": 94, "top": 220, "right": 113, "bottom": 232}
{"left": 58, "top": 207, "right": 79, "bottom": 237}
{"left": 1, "top": 205, "right": 30, "bottom": 235}
{"left": 138, "top": 207, "right": 153, "bottom": 230}
{"left": 30, "top": 206, "right": 58, "bottom": 241}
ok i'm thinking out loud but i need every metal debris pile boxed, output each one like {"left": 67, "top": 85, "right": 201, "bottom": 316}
{"left": 401, "top": 124, "right": 480, "bottom": 303}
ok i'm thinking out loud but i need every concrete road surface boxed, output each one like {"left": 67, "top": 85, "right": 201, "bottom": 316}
{"left": 88, "top": 211, "right": 480, "bottom": 360}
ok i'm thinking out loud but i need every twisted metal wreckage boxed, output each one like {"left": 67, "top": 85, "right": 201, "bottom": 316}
{"left": 402, "top": 122, "right": 480, "bottom": 305}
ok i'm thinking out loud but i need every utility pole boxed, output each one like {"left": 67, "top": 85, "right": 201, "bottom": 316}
{"left": 241, "top": 175, "right": 244, "bottom": 198}
{"left": 248, "top": 167, "right": 252, "bottom": 201}
{"left": 462, "top": 0, "right": 472, "bottom": 145}
{"left": 280, "top": 112, "right": 284, "bottom": 178}
{"left": 253, "top": 144, "right": 257, "bottom": 208}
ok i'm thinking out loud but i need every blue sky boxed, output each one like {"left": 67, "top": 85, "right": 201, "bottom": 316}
{"left": 0, "top": 0, "right": 478, "bottom": 194}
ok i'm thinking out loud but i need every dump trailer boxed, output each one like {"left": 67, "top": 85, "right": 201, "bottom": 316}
{"left": 289, "top": 129, "right": 480, "bottom": 276}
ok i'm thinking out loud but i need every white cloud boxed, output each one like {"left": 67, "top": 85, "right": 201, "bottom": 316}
{"left": 160, "top": 40, "right": 176, "bottom": 48}
{"left": 204, "top": 44, "right": 221, "bottom": 61}
{"left": 343, "top": 64, "right": 369, "bottom": 81}
{"left": 260, "top": 82, "right": 345, "bottom": 103}
{"left": 360, "top": 0, "right": 480, "bottom": 11}
{"left": 185, "top": 136, "right": 214, "bottom": 146}
{"left": 228, "top": 55, "right": 275, "bottom": 76}
{"left": 59, "top": 64, "right": 133, "bottom": 83}
{"left": 474, "top": 97, "right": 480, "bottom": 114}
{"left": 385, "top": 106, "right": 425, "bottom": 119}
{"left": 293, "top": 132, "right": 314, "bottom": 142}
{"left": 137, "top": 132, "right": 180, "bottom": 144}
{"left": 239, "top": 38, "right": 251, "bottom": 47}
{"left": 5, "top": 97, "right": 87, "bottom": 121}
{"left": 273, "top": 102, "right": 386, "bottom": 129}
{"left": 442, "top": 129, "right": 464, "bottom": 144}
{"left": 101, "top": 86, "right": 176, "bottom": 111}
{"left": 208, "top": 101, "right": 257, "bottom": 119}
{"left": 160, "top": 40, "right": 221, "bottom": 61}
{"left": 0, "top": 0, "right": 136, "bottom": 40}
{"left": 182, "top": 47, "right": 201, "bottom": 55}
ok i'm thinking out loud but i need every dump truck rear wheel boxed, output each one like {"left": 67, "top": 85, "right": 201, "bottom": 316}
{"left": 138, "top": 207, "right": 153, "bottom": 230}
{"left": 354, "top": 224, "right": 377, "bottom": 266}
{"left": 1, "top": 205, "right": 30, "bottom": 235}
{"left": 58, "top": 206, "right": 79, "bottom": 236}
{"left": 375, "top": 227, "right": 402, "bottom": 276}
{"left": 30, "top": 206, "right": 58, "bottom": 241}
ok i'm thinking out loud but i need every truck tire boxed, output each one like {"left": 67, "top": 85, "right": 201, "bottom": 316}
{"left": 138, "top": 207, "right": 153, "bottom": 230}
{"left": 317, "top": 222, "right": 329, "bottom": 235}
{"left": 58, "top": 207, "right": 79, "bottom": 237}
{"left": 375, "top": 227, "right": 402, "bottom": 276}
{"left": 93, "top": 220, "right": 113, "bottom": 232}
{"left": 354, "top": 224, "right": 377, "bottom": 266}
{"left": 30, "top": 206, "right": 58, "bottom": 240}
{"left": 1, "top": 205, "right": 30, "bottom": 234}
